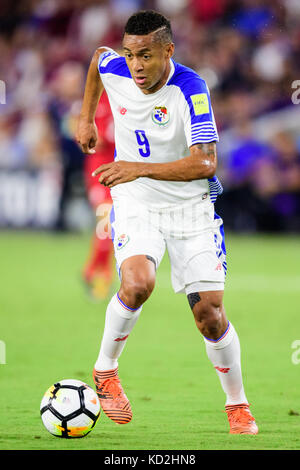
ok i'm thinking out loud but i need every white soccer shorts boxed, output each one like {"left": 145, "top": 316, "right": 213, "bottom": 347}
{"left": 109, "top": 195, "right": 226, "bottom": 294}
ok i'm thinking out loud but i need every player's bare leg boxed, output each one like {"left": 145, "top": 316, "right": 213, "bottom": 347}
{"left": 188, "top": 290, "right": 258, "bottom": 435}
{"left": 118, "top": 254, "right": 156, "bottom": 309}
{"left": 93, "top": 255, "right": 156, "bottom": 423}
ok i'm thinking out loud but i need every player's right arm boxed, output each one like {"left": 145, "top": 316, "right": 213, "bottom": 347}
{"left": 76, "top": 47, "right": 109, "bottom": 154}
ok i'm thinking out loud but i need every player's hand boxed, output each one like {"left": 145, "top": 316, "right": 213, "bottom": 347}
{"left": 92, "top": 161, "right": 141, "bottom": 187}
{"left": 75, "top": 118, "right": 98, "bottom": 155}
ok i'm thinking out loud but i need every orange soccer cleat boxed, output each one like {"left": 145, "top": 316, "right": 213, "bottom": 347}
{"left": 93, "top": 367, "right": 132, "bottom": 424}
{"left": 225, "top": 403, "right": 258, "bottom": 435}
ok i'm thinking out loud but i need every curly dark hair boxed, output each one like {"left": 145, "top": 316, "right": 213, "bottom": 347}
{"left": 124, "top": 10, "right": 172, "bottom": 44}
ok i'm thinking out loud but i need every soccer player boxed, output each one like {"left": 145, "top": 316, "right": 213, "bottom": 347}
{"left": 82, "top": 91, "right": 115, "bottom": 300}
{"left": 76, "top": 10, "right": 258, "bottom": 435}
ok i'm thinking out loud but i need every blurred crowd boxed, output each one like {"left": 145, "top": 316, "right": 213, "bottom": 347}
{"left": 0, "top": 0, "right": 300, "bottom": 231}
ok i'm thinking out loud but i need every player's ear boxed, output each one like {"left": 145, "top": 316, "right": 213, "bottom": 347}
{"left": 165, "top": 42, "right": 174, "bottom": 59}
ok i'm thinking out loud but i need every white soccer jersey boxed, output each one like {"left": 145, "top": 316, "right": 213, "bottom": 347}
{"left": 98, "top": 48, "right": 222, "bottom": 208}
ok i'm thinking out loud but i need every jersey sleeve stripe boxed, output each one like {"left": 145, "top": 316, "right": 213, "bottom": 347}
{"left": 192, "top": 133, "right": 217, "bottom": 138}
{"left": 191, "top": 117, "right": 219, "bottom": 142}
{"left": 208, "top": 176, "right": 223, "bottom": 203}
{"left": 191, "top": 131, "right": 218, "bottom": 138}
{"left": 192, "top": 130, "right": 217, "bottom": 136}
{"left": 167, "top": 62, "right": 219, "bottom": 145}
{"left": 191, "top": 122, "right": 219, "bottom": 142}
{"left": 191, "top": 129, "right": 218, "bottom": 135}
{"left": 191, "top": 128, "right": 217, "bottom": 134}
{"left": 191, "top": 121, "right": 216, "bottom": 127}
{"left": 191, "top": 135, "right": 218, "bottom": 144}
{"left": 98, "top": 50, "right": 131, "bottom": 78}
{"left": 191, "top": 123, "right": 217, "bottom": 131}
{"left": 98, "top": 49, "right": 118, "bottom": 68}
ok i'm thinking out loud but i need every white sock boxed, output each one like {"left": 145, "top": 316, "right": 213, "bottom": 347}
{"left": 203, "top": 322, "right": 248, "bottom": 406}
{"left": 94, "top": 293, "right": 142, "bottom": 371}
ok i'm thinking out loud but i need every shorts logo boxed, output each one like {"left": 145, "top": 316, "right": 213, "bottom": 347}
{"left": 118, "top": 106, "right": 127, "bottom": 115}
{"left": 116, "top": 234, "right": 129, "bottom": 250}
{"left": 191, "top": 93, "right": 209, "bottom": 115}
{"left": 215, "top": 262, "right": 222, "bottom": 271}
{"left": 152, "top": 106, "right": 170, "bottom": 126}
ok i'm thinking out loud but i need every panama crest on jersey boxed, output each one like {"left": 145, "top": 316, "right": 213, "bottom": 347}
{"left": 152, "top": 106, "right": 170, "bottom": 126}
{"left": 116, "top": 234, "right": 130, "bottom": 250}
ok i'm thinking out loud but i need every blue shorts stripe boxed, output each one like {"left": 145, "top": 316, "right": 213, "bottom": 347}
{"left": 214, "top": 212, "right": 226, "bottom": 255}
{"left": 110, "top": 205, "right": 115, "bottom": 243}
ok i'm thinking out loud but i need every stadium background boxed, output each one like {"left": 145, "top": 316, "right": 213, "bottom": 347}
{"left": 1, "top": 0, "right": 300, "bottom": 231}
{"left": 1, "top": 0, "right": 300, "bottom": 451}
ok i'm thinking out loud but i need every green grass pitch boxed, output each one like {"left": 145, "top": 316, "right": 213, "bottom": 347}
{"left": 0, "top": 230, "right": 300, "bottom": 450}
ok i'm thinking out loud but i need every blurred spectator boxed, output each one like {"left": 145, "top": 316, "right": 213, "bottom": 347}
{"left": 217, "top": 126, "right": 300, "bottom": 232}
{"left": 229, "top": 0, "right": 275, "bottom": 38}
{"left": 82, "top": 92, "right": 115, "bottom": 300}
{"left": 47, "top": 60, "right": 86, "bottom": 230}
{"left": 215, "top": 120, "right": 279, "bottom": 232}
{"left": 252, "top": 131, "right": 300, "bottom": 231}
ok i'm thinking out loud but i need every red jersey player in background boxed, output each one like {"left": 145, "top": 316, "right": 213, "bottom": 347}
{"left": 82, "top": 91, "right": 115, "bottom": 299}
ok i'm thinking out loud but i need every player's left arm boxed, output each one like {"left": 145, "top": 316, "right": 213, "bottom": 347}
{"left": 92, "top": 141, "right": 217, "bottom": 187}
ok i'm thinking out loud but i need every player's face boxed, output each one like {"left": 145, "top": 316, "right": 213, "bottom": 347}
{"left": 123, "top": 33, "right": 174, "bottom": 94}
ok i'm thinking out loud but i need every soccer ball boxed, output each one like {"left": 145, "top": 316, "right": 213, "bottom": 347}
{"left": 40, "top": 379, "right": 100, "bottom": 438}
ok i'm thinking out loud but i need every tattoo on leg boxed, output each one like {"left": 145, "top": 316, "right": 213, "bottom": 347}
{"left": 187, "top": 292, "right": 201, "bottom": 310}
{"left": 146, "top": 255, "right": 156, "bottom": 270}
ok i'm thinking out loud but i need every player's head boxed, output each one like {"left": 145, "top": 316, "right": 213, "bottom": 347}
{"left": 123, "top": 10, "right": 174, "bottom": 94}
